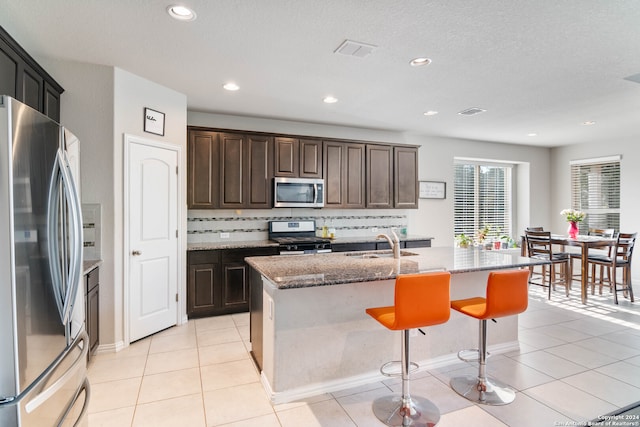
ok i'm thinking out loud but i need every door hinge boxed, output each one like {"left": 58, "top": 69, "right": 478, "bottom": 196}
{"left": 176, "top": 229, "right": 178, "bottom": 238}
{"left": 176, "top": 293, "right": 178, "bottom": 302}
{"left": 176, "top": 166, "right": 178, "bottom": 175}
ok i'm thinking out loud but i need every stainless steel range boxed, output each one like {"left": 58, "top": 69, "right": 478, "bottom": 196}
{"left": 269, "top": 220, "right": 332, "bottom": 255}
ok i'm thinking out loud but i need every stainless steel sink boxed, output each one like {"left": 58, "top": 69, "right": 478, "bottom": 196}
{"left": 344, "top": 250, "right": 419, "bottom": 259}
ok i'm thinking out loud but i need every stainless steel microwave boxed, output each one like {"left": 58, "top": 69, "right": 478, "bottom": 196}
{"left": 273, "top": 177, "right": 325, "bottom": 208}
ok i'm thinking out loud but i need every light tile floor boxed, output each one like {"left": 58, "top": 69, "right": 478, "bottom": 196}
{"left": 87, "top": 284, "right": 640, "bottom": 426}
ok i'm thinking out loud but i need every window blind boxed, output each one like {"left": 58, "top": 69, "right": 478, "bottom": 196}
{"left": 454, "top": 163, "right": 512, "bottom": 241}
{"left": 570, "top": 158, "right": 620, "bottom": 234}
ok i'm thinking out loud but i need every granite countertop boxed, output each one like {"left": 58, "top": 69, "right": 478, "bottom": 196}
{"left": 188, "top": 240, "right": 278, "bottom": 251}
{"left": 83, "top": 259, "right": 102, "bottom": 275}
{"left": 245, "top": 246, "right": 547, "bottom": 289}
{"left": 186, "top": 235, "right": 434, "bottom": 251}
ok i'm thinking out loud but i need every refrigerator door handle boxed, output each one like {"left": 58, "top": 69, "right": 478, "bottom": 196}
{"left": 47, "top": 148, "right": 83, "bottom": 325}
{"left": 23, "top": 331, "right": 88, "bottom": 414}
{"left": 47, "top": 151, "right": 65, "bottom": 322}
{"left": 59, "top": 378, "right": 90, "bottom": 426}
{"left": 0, "top": 331, "right": 88, "bottom": 410}
{"left": 60, "top": 149, "right": 83, "bottom": 325}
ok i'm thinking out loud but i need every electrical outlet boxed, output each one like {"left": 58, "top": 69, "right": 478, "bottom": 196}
{"left": 220, "top": 232, "right": 230, "bottom": 239}
{"left": 371, "top": 227, "right": 378, "bottom": 233}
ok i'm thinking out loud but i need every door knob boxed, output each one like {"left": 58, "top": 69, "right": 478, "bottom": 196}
{"left": 132, "top": 250, "right": 142, "bottom": 256}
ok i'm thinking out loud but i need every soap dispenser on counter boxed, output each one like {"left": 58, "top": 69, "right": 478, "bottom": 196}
{"left": 327, "top": 218, "right": 336, "bottom": 239}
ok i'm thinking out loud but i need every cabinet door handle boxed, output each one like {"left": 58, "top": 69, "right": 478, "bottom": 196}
{"left": 132, "top": 250, "right": 142, "bottom": 256}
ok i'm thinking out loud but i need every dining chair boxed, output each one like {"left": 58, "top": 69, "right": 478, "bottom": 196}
{"left": 524, "top": 230, "right": 571, "bottom": 299}
{"left": 587, "top": 232, "right": 636, "bottom": 304}
{"left": 568, "top": 228, "right": 615, "bottom": 291}
{"left": 524, "top": 227, "right": 546, "bottom": 282}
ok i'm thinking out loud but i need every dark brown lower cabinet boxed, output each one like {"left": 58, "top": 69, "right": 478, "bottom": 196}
{"left": 85, "top": 267, "right": 99, "bottom": 360}
{"left": 187, "top": 247, "right": 278, "bottom": 318}
{"left": 331, "top": 242, "right": 377, "bottom": 252}
{"left": 331, "top": 239, "right": 432, "bottom": 252}
{"left": 404, "top": 239, "right": 432, "bottom": 249}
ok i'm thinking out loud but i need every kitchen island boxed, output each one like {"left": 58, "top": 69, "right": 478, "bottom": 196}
{"left": 246, "top": 247, "right": 547, "bottom": 404}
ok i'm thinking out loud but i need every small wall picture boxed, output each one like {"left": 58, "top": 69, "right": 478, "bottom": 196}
{"left": 144, "top": 107, "right": 165, "bottom": 136}
{"left": 419, "top": 181, "right": 446, "bottom": 199}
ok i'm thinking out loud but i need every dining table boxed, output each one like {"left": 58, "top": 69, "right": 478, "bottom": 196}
{"left": 521, "top": 234, "right": 616, "bottom": 304}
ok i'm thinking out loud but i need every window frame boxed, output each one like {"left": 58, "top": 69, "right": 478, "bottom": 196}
{"left": 569, "top": 155, "right": 621, "bottom": 234}
{"left": 453, "top": 159, "right": 514, "bottom": 242}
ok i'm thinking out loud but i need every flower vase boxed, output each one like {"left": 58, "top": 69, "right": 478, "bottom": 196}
{"left": 568, "top": 221, "right": 579, "bottom": 239}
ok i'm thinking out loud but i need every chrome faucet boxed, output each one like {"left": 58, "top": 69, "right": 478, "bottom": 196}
{"left": 377, "top": 230, "right": 401, "bottom": 259}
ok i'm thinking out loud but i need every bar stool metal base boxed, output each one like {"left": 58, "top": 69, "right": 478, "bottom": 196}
{"left": 372, "top": 394, "right": 440, "bottom": 427}
{"left": 450, "top": 375, "right": 516, "bottom": 405}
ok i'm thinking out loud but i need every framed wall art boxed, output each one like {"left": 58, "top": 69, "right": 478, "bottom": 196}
{"left": 419, "top": 181, "right": 446, "bottom": 199}
{"left": 144, "top": 107, "right": 165, "bottom": 136}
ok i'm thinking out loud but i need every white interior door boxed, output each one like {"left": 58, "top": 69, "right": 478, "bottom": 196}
{"left": 128, "top": 139, "right": 178, "bottom": 342}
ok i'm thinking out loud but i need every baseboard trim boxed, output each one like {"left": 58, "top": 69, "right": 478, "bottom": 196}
{"left": 94, "top": 340, "right": 126, "bottom": 354}
{"left": 261, "top": 340, "right": 520, "bottom": 404}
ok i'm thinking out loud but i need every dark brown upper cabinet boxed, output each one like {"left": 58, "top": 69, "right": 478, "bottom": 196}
{"left": 1, "top": 26, "right": 63, "bottom": 121}
{"left": 187, "top": 126, "right": 418, "bottom": 210}
{"left": 219, "top": 132, "right": 273, "bottom": 208}
{"left": 188, "top": 130, "right": 219, "bottom": 209}
{"left": 366, "top": 144, "right": 393, "bottom": 208}
{"left": 244, "top": 134, "right": 273, "bottom": 208}
{"left": 394, "top": 146, "right": 419, "bottom": 209}
{"left": 274, "top": 137, "right": 322, "bottom": 178}
{"left": 323, "top": 141, "right": 365, "bottom": 208}
{"left": 188, "top": 129, "right": 273, "bottom": 209}
{"left": 219, "top": 133, "right": 245, "bottom": 208}
{"left": 274, "top": 137, "right": 298, "bottom": 177}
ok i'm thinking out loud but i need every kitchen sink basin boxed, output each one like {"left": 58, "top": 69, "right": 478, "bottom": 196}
{"left": 345, "top": 250, "right": 419, "bottom": 259}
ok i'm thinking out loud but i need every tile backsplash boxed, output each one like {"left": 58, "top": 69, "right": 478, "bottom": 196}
{"left": 187, "top": 209, "right": 408, "bottom": 243}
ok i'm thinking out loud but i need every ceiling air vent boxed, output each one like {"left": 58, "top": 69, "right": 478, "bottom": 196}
{"left": 457, "top": 107, "right": 487, "bottom": 116}
{"left": 334, "top": 40, "right": 377, "bottom": 58}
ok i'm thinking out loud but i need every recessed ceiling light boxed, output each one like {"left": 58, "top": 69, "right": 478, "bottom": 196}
{"left": 527, "top": 133, "right": 537, "bottom": 137}
{"left": 410, "top": 57, "right": 432, "bottom": 67}
{"left": 223, "top": 82, "right": 239, "bottom": 91}
{"left": 582, "top": 121, "right": 596, "bottom": 126}
{"left": 167, "top": 5, "right": 197, "bottom": 21}
{"left": 458, "top": 107, "right": 486, "bottom": 116}
{"left": 323, "top": 96, "right": 338, "bottom": 104}
{"left": 423, "top": 111, "right": 439, "bottom": 116}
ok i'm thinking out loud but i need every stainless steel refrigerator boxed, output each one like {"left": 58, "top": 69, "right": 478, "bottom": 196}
{"left": 0, "top": 96, "right": 88, "bottom": 426}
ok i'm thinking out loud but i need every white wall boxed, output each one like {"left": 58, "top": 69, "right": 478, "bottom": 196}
{"left": 551, "top": 138, "right": 640, "bottom": 280}
{"left": 113, "top": 68, "right": 187, "bottom": 348}
{"left": 36, "top": 59, "right": 187, "bottom": 350}
{"left": 403, "top": 134, "right": 550, "bottom": 245}
{"left": 37, "top": 58, "right": 118, "bottom": 345}
{"left": 188, "top": 112, "right": 551, "bottom": 246}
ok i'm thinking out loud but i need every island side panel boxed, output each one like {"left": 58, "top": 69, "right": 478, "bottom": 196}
{"left": 249, "top": 265, "right": 264, "bottom": 369}
{"left": 259, "top": 270, "right": 520, "bottom": 401}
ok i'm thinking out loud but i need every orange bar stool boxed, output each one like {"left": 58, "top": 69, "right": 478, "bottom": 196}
{"left": 366, "top": 271, "right": 451, "bottom": 427}
{"left": 449, "top": 269, "right": 529, "bottom": 405}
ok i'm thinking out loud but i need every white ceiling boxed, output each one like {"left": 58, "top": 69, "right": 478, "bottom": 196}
{"left": 3, "top": 0, "right": 640, "bottom": 147}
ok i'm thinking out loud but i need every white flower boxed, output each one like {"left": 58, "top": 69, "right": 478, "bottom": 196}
{"left": 560, "top": 209, "right": 585, "bottom": 222}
